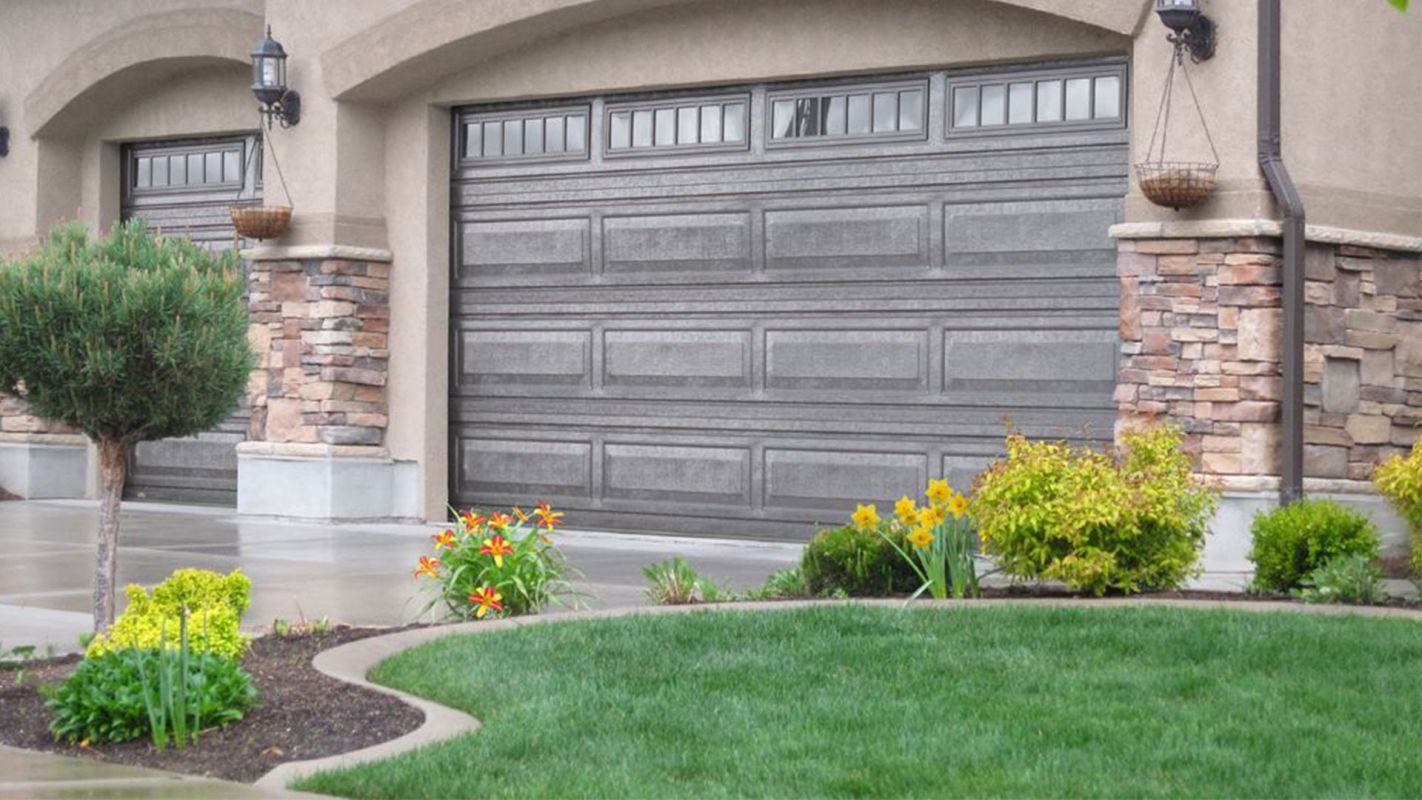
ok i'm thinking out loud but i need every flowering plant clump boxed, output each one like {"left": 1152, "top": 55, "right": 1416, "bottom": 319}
{"left": 857, "top": 478, "right": 980, "bottom": 600}
{"left": 414, "top": 503, "right": 574, "bottom": 621}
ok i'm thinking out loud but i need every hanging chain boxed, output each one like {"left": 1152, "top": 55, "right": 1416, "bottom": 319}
{"left": 1143, "top": 41, "right": 1219, "bottom": 167}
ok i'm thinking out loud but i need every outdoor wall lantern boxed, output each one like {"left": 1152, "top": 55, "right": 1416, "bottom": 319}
{"left": 1155, "top": 0, "right": 1216, "bottom": 63}
{"left": 251, "top": 26, "right": 301, "bottom": 128}
{"left": 0, "top": 126, "right": 9, "bottom": 158}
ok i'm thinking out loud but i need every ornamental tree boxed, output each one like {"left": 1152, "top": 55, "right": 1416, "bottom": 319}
{"left": 0, "top": 221, "right": 252, "bottom": 631}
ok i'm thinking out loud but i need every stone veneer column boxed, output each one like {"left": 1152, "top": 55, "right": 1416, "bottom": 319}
{"left": 237, "top": 253, "right": 416, "bottom": 520}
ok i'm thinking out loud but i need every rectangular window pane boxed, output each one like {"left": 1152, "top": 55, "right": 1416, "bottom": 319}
{"left": 1065, "top": 78, "right": 1092, "bottom": 121}
{"left": 545, "top": 116, "right": 565, "bottom": 152}
{"left": 152, "top": 155, "right": 169, "bottom": 186}
{"left": 722, "top": 103, "right": 746, "bottom": 142}
{"left": 847, "top": 94, "right": 871, "bottom": 134}
{"left": 135, "top": 157, "right": 151, "bottom": 188}
{"left": 503, "top": 120, "right": 523, "bottom": 155}
{"left": 952, "top": 86, "right": 979, "bottom": 128}
{"left": 1036, "top": 80, "right": 1063, "bottom": 122}
{"left": 872, "top": 92, "right": 897, "bottom": 132}
{"left": 524, "top": 118, "right": 544, "bottom": 154}
{"left": 205, "top": 152, "right": 222, "bottom": 182}
{"left": 654, "top": 108, "right": 676, "bottom": 146}
{"left": 824, "top": 97, "right": 846, "bottom": 135}
{"left": 187, "top": 153, "right": 204, "bottom": 182}
{"left": 482, "top": 122, "right": 502, "bottom": 156}
{"left": 980, "top": 85, "right": 1005, "bottom": 126}
{"left": 679, "top": 106, "right": 701, "bottom": 143}
{"left": 631, "top": 110, "right": 653, "bottom": 147}
{"left": 169, "top": 155, "right": 186, "bottom": 185}
{"left": 795, "top": 98, "right": 820, "bottom": 136}
{"left": 566, "top": 115, "right": 587, "bottom": 152}
{"left": 1094, "top": 75, "right": 1121, "bottom": 119}
{"left": 699, "top": 104, "right": 722, "bottom": 144}
{"left": 223, "top": 150, "right": 241, "bottom": 182}
{"left": 465, "top": 123, "right": 483, "bottom": 158}
{"left": 1008, "top": 82, "right": 1034, "bottom": 124}
{"left": 898, "top": 89, "right": 923, "bottom": 132}
{"left": 609, "top": 111, "right": 631, "bottom": 149}
{"left": 772, "top": 100, "right": 795, "bottom": 139}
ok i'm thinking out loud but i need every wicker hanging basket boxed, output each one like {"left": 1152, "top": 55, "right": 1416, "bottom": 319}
{"left": 230, "top": 204, "right": 292, "bottom": 240}
{"left": 1136, "top": 161, "right": 1218, "bottom": 210}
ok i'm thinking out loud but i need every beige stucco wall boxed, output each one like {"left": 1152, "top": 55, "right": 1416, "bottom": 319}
{"left": 2, "top": 0, "right": 1418, "bottom": 519}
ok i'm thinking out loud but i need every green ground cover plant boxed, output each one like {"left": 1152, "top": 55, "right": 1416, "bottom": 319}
{"left": 1296, "top": 554, "right": 1388, "bottom": 605}
{"left": 296, "top": 605, "right": 1422, "bottom": 799}
{"left": 1249, "top": 499, "right": 1379, "bottom": 593}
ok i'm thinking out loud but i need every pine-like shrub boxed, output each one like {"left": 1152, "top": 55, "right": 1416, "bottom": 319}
{"left": 1249, "top": 499, "right": 1379, "bottom": 593}
{"left": 0, "top": 221, "right": 252, "bottom": 629}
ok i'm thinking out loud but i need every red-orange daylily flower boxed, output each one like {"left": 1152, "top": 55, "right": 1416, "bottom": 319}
{"left": 479, "top": 534, "right": 515, "bottom": 567}
{"left": 488, "top": 512, "right": 513, "bottom": 532}
{"left": 431, "top": 530, "right": 457, "bottom": 550}
{"left": 468, "top": 586, "right": 504, "bottom": 619}
{"left": 535, "top": 501, "right": 564, "bottom": 530}
{"left": 461, "top": 511, "right": 486, "bottom": 530}
{"left": 513, "top": 506, "right": 529, "bottom": 523}
{"left": 413, "top": 555, "right": 440, "bottom": 579}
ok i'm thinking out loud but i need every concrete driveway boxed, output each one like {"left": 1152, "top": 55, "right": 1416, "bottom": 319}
{"left": 0, "top": 500, "right": 802, "bottom": 652}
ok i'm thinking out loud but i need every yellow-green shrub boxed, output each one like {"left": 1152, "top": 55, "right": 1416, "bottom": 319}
{"left": 970, "top": 425, "right": 1218, "bottom": 595}
{"left": 1374, "top": 440, "right": 1422, "bottom": 574}
{"left": 86, "top": 569, "right": 251, "bottom": 660}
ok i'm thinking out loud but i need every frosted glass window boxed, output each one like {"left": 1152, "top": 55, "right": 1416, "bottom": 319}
{"left": 205, "top": 152, "right": 222, "bottom": 181}
{"left": 772, "top": 100, "right": 795, "bottom": 139}
{"left": 1035, "top": 80, "right": 1063, "bottom": 122}
{"left": 980, "top": 85, "right": 1005, "bottom": 126}
{"left": 610, "top": 111, "right": 631, "bottom": 149}
{"left": 565, "top": 115, "right": 586, "bottom": 152}
{"left": 632, "top": 110, "right": 653, "bottom": 147}
{"left": 464, "top": 123, "right": 482, "bottom": 158}
{"left": 1094, "top": 76, "right": 1121, "bottom": 119}
{"left": 722, "top": 103, "right": 746, "bottom": 142}
{"left": 1065, "top": 78, "right": 1092, "bottom": 121}
{"left": 482, "top": 122, "right": 502, "bottom": 156}
{"left": 169, "top": 156, "right": 186, "bottom": 185}
{"left": 700, "top": 104, "right": 722, "bottom": 143}
{"left": 223, "top": 151, "right": 241, "bottom": 182}
{"left": 524, "top": 119, "right": 544, "bottom": 154}
{"left": 823, "top": 97, "right": 846, "bottom": 135}
{"left": 135, "top": 157, "right": 151, "bottom": 188}
{"left": 872, "top": 92, "right": 897, "bottom": 132}
{"left": 898, "top": 90, "right": 923, "bottom": 131}
{"left": 1008, "top": 82, "right": 1034, "bottom": 124}
{"left": 680, "top": 107, "right": 701, "bottom": 143}
{"left": 654, "top": 109, "right": 676, "bottom": 146}
{"left": 187, "top": 153, "right": 204, "bottom": 182}
{"left": 151, "top": 156, "right": 168, "bottom": 186}
{"left": 545, "top": 116, "right": 565, "bottom": 152}
{"left": 847, "top": 94, "right": 871, "bottom": 134}
{"left": 952, "top": 86, "right": 979, "bottom": 127}
{"left": 502, "top": 120, "right": 523, "bottom": 155}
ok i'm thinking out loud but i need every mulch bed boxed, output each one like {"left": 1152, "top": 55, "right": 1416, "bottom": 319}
{"left": 0, "top": 625, "right": 424, "bottom": 783}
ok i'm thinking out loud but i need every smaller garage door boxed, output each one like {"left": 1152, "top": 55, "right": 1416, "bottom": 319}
{"left": 120, "top": 135, "right": 261, "bottom": 505}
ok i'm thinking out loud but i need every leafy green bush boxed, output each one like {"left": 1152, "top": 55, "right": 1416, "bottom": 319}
{"left": 971, "top": 425, "right": 1218, "bottom": 595}
{"left": 46, "top": 648, "right": 256, "bottom": 745}
{"left": 1296, "top": 555, "right": 1388, "bottom": 605}
{"left": 1249, "top": 499, "right": 1379, "bottom": 593}
{"left": 87, "top": 569, "right": 251, "bottom": 660}
{"left": 746, "top": 567, "right": 812, "bottom": 600}
{"left": 802, "top": 521, "right": 921, "bottom": 597}
{"left": 1375, "top": 440, "right": 1422, "bottom": 574}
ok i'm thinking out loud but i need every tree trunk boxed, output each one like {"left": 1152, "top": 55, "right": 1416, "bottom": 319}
{"left": 94, "top": 437, "right": 131, "bottom": 633}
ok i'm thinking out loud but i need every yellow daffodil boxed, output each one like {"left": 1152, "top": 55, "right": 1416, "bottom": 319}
{"left": 918, "top": 505, "right": 945, "bottom": 529}
{"left": 851, "top": 503, "right": 880, "bottom": 531}
{"left": 947, "top": 492, "right": 969, "bottom": 520}
{"left": 926, "top": 478, "right": 951, "bottom": 505}
{"left": 894, "top": 495, "right": 918, "bottom": 525}
{"left": 908, "top": 527, "right": 935, "bottom": 549}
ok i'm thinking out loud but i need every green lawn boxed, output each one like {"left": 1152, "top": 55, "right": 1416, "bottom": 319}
{"left": 296, "top": 605, "right": 1422, "bottom": 798}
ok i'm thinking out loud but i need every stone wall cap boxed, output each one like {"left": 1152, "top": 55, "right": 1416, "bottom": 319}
{"left": 1215, "top": 475, "right": 1380, "bottom": 495}
{"left": 240, "top": 244, "right": 395, "bottom": 263}
{"left": 236, "top": 442, "right": 391, "bottom": 460}
{"left": 0, "top": 433, "right": 88, "bottom": 447}
{"left": 1111, "top": 220, "right": 1422, "bottom": 253}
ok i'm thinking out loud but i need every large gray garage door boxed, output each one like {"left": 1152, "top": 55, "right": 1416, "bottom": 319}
{"left": 120, "top": 135, "right": 261, "bottom": 505}
{"left": 451, "top": 61, "right": 1129, "bottom": 538}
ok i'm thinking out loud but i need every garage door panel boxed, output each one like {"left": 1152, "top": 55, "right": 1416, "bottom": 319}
{"left": 455, "top": 329, "right": 592, "bottom": 391}
{"left": 764, "top": 448, "right": 928, "bottom": 512}
{"left": 602, "top": 213, "right": 754, "bottom": 275}
{"left": 603, "top": 329, "right": 752, "bottom": 390}
{"left": 603, "top": 443, "right": 752, "bottom": 507}
{"left": 457, "top": 218, "right": 590, "bottom": 280}
{"left": 765, "top": 329, "right": 929, "bottom": 392}
{"left": 455, "top": 438, "right": 593, "bottom": 501}
{"left": 942, "top": 329, "right": 1118, "bottom": 401}
{"left": 764, "top": 205, "right": 930, "bottom": 271}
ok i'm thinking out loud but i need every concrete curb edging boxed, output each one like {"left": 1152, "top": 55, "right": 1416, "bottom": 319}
{"left": 253, "top": 597, "right": 1422, "bottom": 790}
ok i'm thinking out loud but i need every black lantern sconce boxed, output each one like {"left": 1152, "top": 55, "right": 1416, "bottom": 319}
{"left": 1155, "top": 0, "right": 1216, "bottom": 62}
{"left": 0, "top": 126, "right": 9, "bottom": 158}
{"left": 251, "top": 26, "right": 301, "bottom": 128}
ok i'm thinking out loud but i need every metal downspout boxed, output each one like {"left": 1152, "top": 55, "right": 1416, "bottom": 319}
{"left": 1258, "top": 0, "right": 1305, "bottom": 505}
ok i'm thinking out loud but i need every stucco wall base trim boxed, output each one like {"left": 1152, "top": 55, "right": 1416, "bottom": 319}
{"left": 0, "top": 441, "right": 90, "bottom": 499}
{"left": 240, "top": 245, "right": 395, "bottom": 263}
{"left": 1109, "top": 220, "right": 1422, "bottom": 253}
{"left": 237, "top": 451, "right": 419, "bottom": 521}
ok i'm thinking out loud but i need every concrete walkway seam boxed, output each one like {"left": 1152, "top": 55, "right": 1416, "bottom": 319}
{"left": 253, "top": 596, "right": 1422, "bottom": 790}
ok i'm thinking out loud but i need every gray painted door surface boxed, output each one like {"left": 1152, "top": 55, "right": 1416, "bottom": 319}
{"left": 120, "top": 135, "right": 261, "bottom": 505}
{"left": 451, "top": 62, "right": 1128, "bottom": 538}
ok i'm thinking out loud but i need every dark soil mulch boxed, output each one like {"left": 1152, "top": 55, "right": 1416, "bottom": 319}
{"left": 0, "top": 625, "right": 424, "bottom": 783}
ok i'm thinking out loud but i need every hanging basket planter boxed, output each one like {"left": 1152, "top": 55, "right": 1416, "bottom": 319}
{"left": 230, "top": 204, "right": 292, "bottom": 240}
{"left": 1135, "top": 161, "right": 1218, "bottom": 210}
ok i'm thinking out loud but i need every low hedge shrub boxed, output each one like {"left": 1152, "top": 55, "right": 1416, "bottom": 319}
{"left": 970, "top": 425, "right": 1217, "bottom": 595}
{"left": 87, "top": 569, "right": 251, "bottom": 659}
{"left": 802, "top": 521, "right": 921, "bottom": 597}
{"left": 1249, "top": 499, "right": 1379, "bottom": 593}
{"left": 1375, "top": 440, "right": 1422, "bottom": 574}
